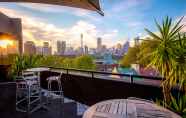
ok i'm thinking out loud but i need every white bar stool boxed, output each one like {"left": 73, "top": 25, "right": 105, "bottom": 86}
{"left": 46, "top": 72, "right": 64, "bottom": 104}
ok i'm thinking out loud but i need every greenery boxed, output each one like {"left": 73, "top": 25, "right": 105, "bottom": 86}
{"left": 120, "top": 16, "right": 186, "bottom": 116}
{"left": 138, "top": 39, "right": 159, "bottom": 66}
{"left": 120, "top": 38, "right": 159, "bottom": 67}
{"left": 145, "top": 16, "right": 186, "bottom": 103}
{"left": 156, "top": 94, "right": 186, "bottom": 117}
{"left": 120, "top": 46, "right": 139, "bottom": 67}
{"left": 11, "top": 54, "right": 41, "bottom": 78}
{"left": 38, "top": 55, "right": 65, "bottom": 68}
{"left": 74, "top": 55, "right": 96, "bottom": 70}
{"left": 10, "top": 54, "right": 96, "bottom": 79}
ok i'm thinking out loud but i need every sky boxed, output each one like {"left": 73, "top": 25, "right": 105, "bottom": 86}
{"left": 0, "top": 0, "right": 186, "bottom": 52}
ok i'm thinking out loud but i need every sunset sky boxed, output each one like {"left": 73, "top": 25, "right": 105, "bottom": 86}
{"left": 0, "top": 0, "right": 186, "bottom": 51}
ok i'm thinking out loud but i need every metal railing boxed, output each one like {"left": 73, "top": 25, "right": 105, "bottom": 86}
{"left": 46, "top": 66, "right": 162, "bottom": 84}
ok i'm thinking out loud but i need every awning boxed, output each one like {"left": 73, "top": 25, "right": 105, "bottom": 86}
{"left": 0, "top": 0, "right": 104, "bottom": 16}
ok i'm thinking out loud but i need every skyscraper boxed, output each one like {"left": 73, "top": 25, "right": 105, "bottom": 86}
{"left": 57, "top": 41, "right": 61, "bottom": 55}
{"left": 84, "top": 45, "right": 88, "bottom": 54}
{"left": 24, "top": 41, "right": 36, "bottom": 55}
{"left": 122, "top": 41, "right": 130, "bottom": 54}
{"left": 57, "top": 40, "right": 66, "bottom": 55}
{"left": 80, "top": 33, "right": 84, "bottom": 55}
{"left": 97, "top": 37, "right": 102, "bottom": 53}
{"left": 36, "top": 46, "right": 43, "bottom": 55}
{"left": 42, "top": 42, "right": 52, "bottom": 55}
{"left": 61, "top": 41, "right": 66, "bottom": 55}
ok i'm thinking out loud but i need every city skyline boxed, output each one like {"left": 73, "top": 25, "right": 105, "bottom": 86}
{"left": 0, "top": 0, "right": 186, "bottom": 52}
{"left": 23, "top": 38, "right": 130, "bottom": 56}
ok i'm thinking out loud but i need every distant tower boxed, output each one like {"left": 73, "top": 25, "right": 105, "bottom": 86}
{"left": 84, "top": 45, "right": 88, "bottom": 54}
{"left": 80, "top": 33, "right": 84, "bottom": 54}
{"left": 97, "top": 37, "right": 102, "bottom": 53}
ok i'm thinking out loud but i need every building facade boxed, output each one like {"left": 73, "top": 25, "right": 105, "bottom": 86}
{"left": 24, "top": 41, "right": 36, "bottom": 55}
{"left": 57, "top": 40, "right": 66, "bottom": 55}
{"left": 42, "top": 42, "right": 52, "bottom": 55}
{"left": 0, "top": 12, "right": 23, "bottom": 54}
{"left": 97, "top": 37, "right": 102, "bottom": 53}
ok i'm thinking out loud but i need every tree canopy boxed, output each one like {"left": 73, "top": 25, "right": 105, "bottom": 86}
{"left": 120, "top": 46, "right": 139, "bottom": 67}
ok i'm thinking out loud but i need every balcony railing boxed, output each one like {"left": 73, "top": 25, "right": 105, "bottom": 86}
{"left": 39, "top": 67, "right": 169, "bottom": 105}
{"left": 48, "top": 66, "right": 162, "bottom": 80}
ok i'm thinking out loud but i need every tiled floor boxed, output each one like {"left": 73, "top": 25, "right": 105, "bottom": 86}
{"left": 15, "top": 97, "right": 88, "bottom": 118}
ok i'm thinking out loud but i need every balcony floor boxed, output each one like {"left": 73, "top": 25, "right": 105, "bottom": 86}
{"left": 15, "top": 97, "right": 88, "bottom": 118}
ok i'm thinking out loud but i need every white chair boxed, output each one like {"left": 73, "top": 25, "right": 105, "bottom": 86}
{"left": 16, "top": 71, "right": 40, "bottom": 114}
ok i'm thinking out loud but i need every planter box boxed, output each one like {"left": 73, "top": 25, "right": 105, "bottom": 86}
{"left": 0, "top": 82, "right": 16, "bottom": 118}
{"left": 0, "top": 65, "right": 11, "bottom": 82}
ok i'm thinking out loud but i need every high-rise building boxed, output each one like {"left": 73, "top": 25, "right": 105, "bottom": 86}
{"left": 0, "top": 12, "right": 23, "bottom": 54}
{"left": 24, "top": 41, "right": 36, "bottom": 55}
{"left": 61, "top": 41, "right": 66, "bottom": 55}
{"left": 42, "top": 42, "right": 52, "bottom": 55}
{"left": 97, "top": 37, "right": 102, "bottom": 53}
{"left": 80, "top": 34, "right": 84, "bottom": 55}
{"left": 84, "top": 45, "right": 88, "bottom": 54}
{"left": 36, "top": 46, "right": 43, "bottom": 55}
{"left": 122, "top": 41, "right": 130, "bottom": 54}
{"left": 57, "top": 40, "right": 66, "bottom": 55}
{"left": 57, "top": 41, "right": 61, "bottom": 55}
{"left": 65, "top": 46, "right": 75, "bottom": 56}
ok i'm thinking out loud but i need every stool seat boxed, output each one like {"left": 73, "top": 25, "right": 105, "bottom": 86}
{"left": 47, "top": 76, "right": 60, "bottom": 81}
{"left": 46, "top": 72, "right": 64, "bottom": 105}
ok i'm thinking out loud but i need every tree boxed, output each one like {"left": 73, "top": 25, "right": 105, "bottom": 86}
{"left": 120, "top": 46, "right": 139, "bottom": 67}
{"left": 138, "top": 38, "right": 159, "bottom": 66}
{"left": 74, "top": 55, "right": 96, "bottom": 70}
{"left": 62, "top": 58, "right": 75, "bottom": 68}
{"left": 171, "top": 33, "right": 186, "bottom": 93}
{"left": 38, "top": 55, "right": 64, "bottom": 68}
{"left": 145, "top": 16, "right": 185, "bottom": 103}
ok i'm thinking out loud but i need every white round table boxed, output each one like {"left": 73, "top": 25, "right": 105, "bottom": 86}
{"left": 26, "top": 67, "right": 50, "bottom": 72}
{"left": 83, "top": 99, "right": 181, "bottom": 118}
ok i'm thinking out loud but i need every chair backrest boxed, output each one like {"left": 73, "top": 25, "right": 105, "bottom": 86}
{"left": 22, "top": 71, "right": 38, "bottom": 80}
{"left": 59, "top": 72, "right": 63, "bottom": 78}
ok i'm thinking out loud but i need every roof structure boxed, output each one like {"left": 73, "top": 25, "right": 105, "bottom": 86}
{"left": 0, "top": 0, "right": 104, "bottom": 16}
{"left": 0, "top": 12, "right": 22, "bottom": 54}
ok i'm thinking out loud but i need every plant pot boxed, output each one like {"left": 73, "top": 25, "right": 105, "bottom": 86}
{"left": 0, "top": 82, "right": 16, "bottom": 117}
{"left": 0, "top": 64, "right": 12, "bottom": 82}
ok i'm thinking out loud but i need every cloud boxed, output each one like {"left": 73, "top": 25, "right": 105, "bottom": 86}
{"left": 0, "top": 7, "right": 119, "bottom": 53}
{"left": 181, "top": 16, "right": 186, "bottom": 32}
{"left": 17, "top": 3, "right": 102, "bottom": 22}
{"left": 111, "top": 0, "right": 149, "bottom": 13}
{"left": 17, "top": 3, "right": 91, "bottom": 17}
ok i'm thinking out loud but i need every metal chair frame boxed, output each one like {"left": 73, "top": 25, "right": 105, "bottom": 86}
{"left": 16, "top": 72, "right": 41, "bottom": 114}
{"left": 46, "top": 72, "right": 64, "bottom": 104}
